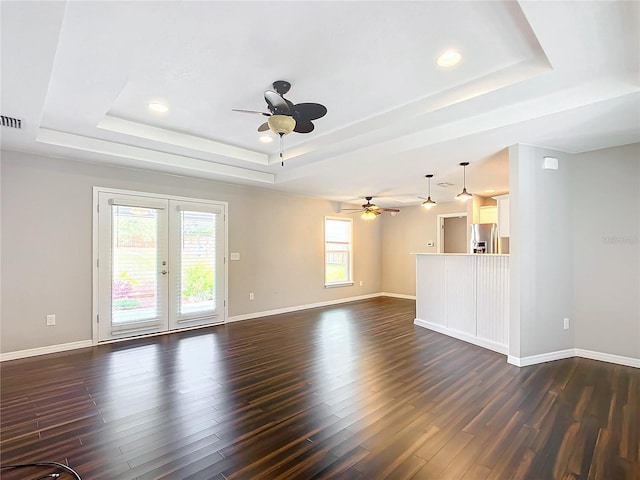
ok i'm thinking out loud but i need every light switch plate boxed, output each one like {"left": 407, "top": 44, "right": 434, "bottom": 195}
{"left": 230, "top": 252, "right": 240, "bottom": 261}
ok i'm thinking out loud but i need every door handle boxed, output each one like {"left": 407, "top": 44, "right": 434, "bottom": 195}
{"left": 161, "top": 270, "right": 168, "bottom": 275}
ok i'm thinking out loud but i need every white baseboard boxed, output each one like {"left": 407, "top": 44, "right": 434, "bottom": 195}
{"left": 1, "top": 340, "right": 93, "bottom": 362}
{"left": 381, "top": 292, "right": 416, "bottom": 300}
{"left": 227, "top": 293, "right": 385, "bottom": 323}
{"left": 574, "top": 349, "right": 640, "bottom": 369}
{"left": 507, "top": 349, "right": 575, "bottom": 367}
{"left": 413, "top": 318, "right": 508, "bottom": 355}
{"left": 508, "top": 349, "right": 639, "bottom": 369}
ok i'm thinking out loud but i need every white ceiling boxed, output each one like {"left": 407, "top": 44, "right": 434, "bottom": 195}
{"left": 1, "top": 1, "right": 638, "bottom": 207}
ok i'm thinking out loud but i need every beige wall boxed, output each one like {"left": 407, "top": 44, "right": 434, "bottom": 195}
{"left": 0, "top": 151, "right": 382, "bottom": 353}
{"left": 381, "top": 201, "right": 470, "bottom": 296}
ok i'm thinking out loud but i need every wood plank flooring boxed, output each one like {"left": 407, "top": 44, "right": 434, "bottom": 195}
{"left": 1, "top": 297, "right": 638, "bottom": 479}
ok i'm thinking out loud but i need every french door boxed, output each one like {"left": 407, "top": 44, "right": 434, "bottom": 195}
{"left": 95, "top": 190, "right": 227, "bottom": 342}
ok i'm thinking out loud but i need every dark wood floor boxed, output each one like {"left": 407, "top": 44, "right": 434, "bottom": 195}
{"left": 1, "top": 297, "right": 638, "bottom": 480}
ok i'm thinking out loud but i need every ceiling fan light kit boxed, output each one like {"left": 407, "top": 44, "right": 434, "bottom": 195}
{"left": 456, "top": 162, "right": 473, "bottom": 201}
{"left": 233, "top": 80, "right": 327, "bottom": 166}
{"left": 267, "top": 115, "right": 296, "bottom": 135}
{"left": 342, "top": 196, "right": 400, "bottom": 220}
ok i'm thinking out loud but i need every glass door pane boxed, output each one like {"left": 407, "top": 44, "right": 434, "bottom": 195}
{"left": 111, "top": 205, "right": 160, "bottom": 324}
{"left": 179, "top": 210, "right": 216, "bottom": 315}
{"left": 169, "top": 201, "right": 225, "bottom": 329}
{"left": 98, "top": 193, "right": 168, "bottom": 341}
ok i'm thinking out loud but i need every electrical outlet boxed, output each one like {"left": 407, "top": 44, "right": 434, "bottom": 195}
{"left": 249, "top": 292, "right": 254, "bottom": 300}
{"left": 359, "top": 281, "right": 363, "bottom": 287}
{"left": 563, "top": 317, "right": 569, "bottom": 330}
{"left": 46, "top": 314, "right": 56, "bottom": 326}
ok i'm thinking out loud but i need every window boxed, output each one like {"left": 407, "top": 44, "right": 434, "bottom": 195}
{"left": 324, "top": 217, "right": 353, "bottom": 286}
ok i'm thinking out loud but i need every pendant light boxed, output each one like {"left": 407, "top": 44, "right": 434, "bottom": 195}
{"left": 422, "top": 174, "right": 437, "bottom": 209}
{"left": 456, "top": 162, "right": 473, "bottom": 201}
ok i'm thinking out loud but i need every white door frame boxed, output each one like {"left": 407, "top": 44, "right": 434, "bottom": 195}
{"left": 92, "top": 187, "right": 228, "bottom": 345}
{"left": 436, "top": 212, "right": 468, "bottom": 253}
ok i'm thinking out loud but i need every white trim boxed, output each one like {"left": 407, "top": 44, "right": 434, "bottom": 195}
{"left": 508, "top": 349, "right": 639, "bottom": 368}
{"left": 413, "top": 318, "right": 508, "bottom": 355}
{"left": 37, "top": 129, "right": 274, "bottom": 184}
{"left": 324, "top": 282, "right": 355, "bottom": 288}
{"left": 228, "top": 293, "right": 384, "bottom": 323}
{"left": 1, "top": 340, "right": 93, "bottom": 362}
{"left": 507, "top": 349, "right": 575, "bottom": 367}
{"left": 574, "top": 349, "right": 640, "bottom": 369}
{"left": 382, "top": 292, "right": 416, "bottom": 300}
{"left": 97, "top": 115, "right": 269, "bottom": 165}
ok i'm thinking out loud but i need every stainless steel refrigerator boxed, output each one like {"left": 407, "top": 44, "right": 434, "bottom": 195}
{"left": 470, "top": 223, "right": 498, "bottom": 253}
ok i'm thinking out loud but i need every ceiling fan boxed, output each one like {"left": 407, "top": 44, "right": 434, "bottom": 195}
{"left": 342, "top": 197, "right": 401, "bottom": 220}
{"left": 233, "top": 80, "right": 327, "bottom": 165}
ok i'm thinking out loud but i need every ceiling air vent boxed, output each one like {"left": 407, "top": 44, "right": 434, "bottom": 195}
{"left": 1, "top": 115, "right": 22, "bottom": 129}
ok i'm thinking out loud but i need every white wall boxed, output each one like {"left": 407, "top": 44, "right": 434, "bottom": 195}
{"left": 510, "top": 142, "right": 640, "bottom": 364}
{"left": 509, "top": 144, "right": 575, "bottom": 359}
{"left": 0, "top": 151, "right": 382, "bottom": 353}
{"left": 571, "top": 143, "right": 639, "bottom": 359}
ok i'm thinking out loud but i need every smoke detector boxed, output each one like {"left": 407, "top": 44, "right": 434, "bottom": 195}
{"left": 437, "top": 182, "right": 454, "bottom": 188}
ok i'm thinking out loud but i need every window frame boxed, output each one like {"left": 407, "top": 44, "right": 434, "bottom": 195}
{"left": 324, "top": 216, "right": 354, "bottom": 287}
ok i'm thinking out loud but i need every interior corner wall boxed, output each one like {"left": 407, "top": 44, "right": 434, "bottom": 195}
{"left": 509, "top": 144, "right": 574, "bottom": 359}
{"left": 0, "top": 150, "right": 383, "bottom": 354}
{"left": 381, "top": 201, "right": 470, "bottom": 296}
{"left": 571, "top": 143, "right": 640, "bottom": 360}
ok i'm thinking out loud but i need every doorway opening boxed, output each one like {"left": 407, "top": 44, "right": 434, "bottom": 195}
{"left": 437, "top": 212, "right": 468, "bottom": 253}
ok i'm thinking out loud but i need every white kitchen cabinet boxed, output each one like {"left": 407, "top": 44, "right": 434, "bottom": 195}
{"left": 479, "top": 205, "right": 497, "bottom": 224}
{"left": 495, "top": 195, "right": 510, "bottom": 237}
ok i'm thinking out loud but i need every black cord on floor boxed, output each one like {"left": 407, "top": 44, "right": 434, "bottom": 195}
{"left": 0, "top": 461, "right": 82, "bottom": 480}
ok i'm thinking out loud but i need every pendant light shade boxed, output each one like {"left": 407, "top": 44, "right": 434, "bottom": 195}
{"left": 456, "top": 162, "right": 473, "bottom": 201}
{"left": 361, "top": 210, "right": 377, "bottom": 220}
{"left": 268, "top": 115, "right": 296, "bottom": 166}
{"left": 422, "top": 174, "right": 437, "bottom": 209}
{"left": 267, "top": 114, "right": 296, "bottom": 135}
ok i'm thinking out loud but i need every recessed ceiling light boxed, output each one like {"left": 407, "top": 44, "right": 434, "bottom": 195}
{"left": 436, "top": 50, "right": 462, "bottom": 67}
{"left": 148, "top": 102, "right": 169, "bottom": 113}
{"left": 259, "top": 135, "right": 273, "bottom": 143}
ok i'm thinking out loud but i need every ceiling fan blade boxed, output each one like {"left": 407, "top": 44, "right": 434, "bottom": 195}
{"left": 381, "top": 208, "right": 401, "bottom": 213}
{"left": 293, "top": 120, "right": 314, "bottom": 134}
{"left": 264, "top": 90, "right": 290, "bottom": 115}
{"left": 257, "top": 122, "right": 270, "bottom": 132}
{"left": 293, "top": 103, "right": 327, "bottom": 121}
{"left": 341, "top": 208, "right": 363, "bottom": 211}
{"left": 232, "top": 109, "right": 270, "bottom": 116}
